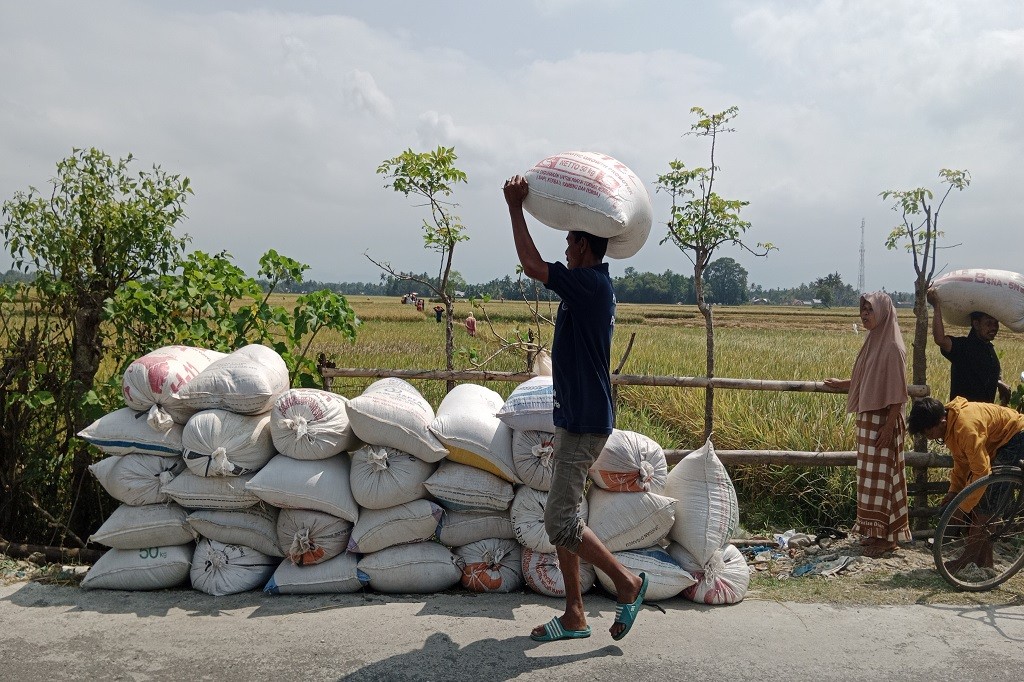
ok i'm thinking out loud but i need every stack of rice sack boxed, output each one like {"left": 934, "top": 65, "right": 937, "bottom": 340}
{"left": 343, "top": 378, "right": 458, "bottom": 593}
{"left": 494, "top": 377, "right": 693, "bottom": 601}
{"left": 80, "top": 346, "right": 221, "bottom": 591}
{"left": 81, "top": 345, "right": 291, "bottom": 594}
{"left": 158, "top": 344, "right": 289, "bottom": 596}
{"left": 258, "top": 386, "right": 364, "bottom": 595}
{"left": 663, "top": 439, "right": 748, "bottom": 605}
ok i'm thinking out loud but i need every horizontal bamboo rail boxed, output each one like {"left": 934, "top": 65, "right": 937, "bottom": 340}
{"left": 320, "top": 366, "right": 930, "bottom": 398}
{"left": 668, "top": 449, "right": 951, "bottom": 468}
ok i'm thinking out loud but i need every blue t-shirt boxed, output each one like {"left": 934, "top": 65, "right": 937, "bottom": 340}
{"left": 544, "top": 261, "right": 615, "bottom": 434}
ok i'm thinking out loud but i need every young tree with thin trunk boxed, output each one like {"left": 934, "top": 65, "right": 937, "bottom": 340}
{"left": 881, "top": 169, "right": 970, "bottom": 392}
{"left": 656, "top": 106, "right": 774, "bottom": 440}
{"left": 371, "top": 147, "right": 468, "bottom": 392}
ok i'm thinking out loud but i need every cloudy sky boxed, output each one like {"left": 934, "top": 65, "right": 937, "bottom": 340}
{"left": 2, "top": 0, "right": 1022, "bottom": 293}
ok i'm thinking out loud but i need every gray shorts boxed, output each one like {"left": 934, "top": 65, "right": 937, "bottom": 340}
{"left": 544, "top": 427, "right": 609, "bottom": 553}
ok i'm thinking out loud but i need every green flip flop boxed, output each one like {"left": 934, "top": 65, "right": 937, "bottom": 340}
{"left": 530, "top": 616, "right": 592, "bottom": 642}
{"left": 611, "top": 571, "right": 649, "bottom": 642}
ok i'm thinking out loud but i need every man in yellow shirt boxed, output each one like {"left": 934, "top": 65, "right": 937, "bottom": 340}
{"left": 908, "top": 396, "right": 1024, "bottom": 572}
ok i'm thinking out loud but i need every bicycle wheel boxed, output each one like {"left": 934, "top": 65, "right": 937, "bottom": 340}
{"left": 933, "top": 472, "right": 1024, "bottom": 591}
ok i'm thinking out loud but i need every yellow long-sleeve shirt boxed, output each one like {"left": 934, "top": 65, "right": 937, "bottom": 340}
{"left": 944, "top": 397, "right": 1024, "bottom": 510}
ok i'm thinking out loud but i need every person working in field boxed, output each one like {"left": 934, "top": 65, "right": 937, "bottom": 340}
{"left": 824, "top": 292, "right": 911, "bottom": 557}
{"left": 503, "top": 174, "right": 647, "bottom": 643}
{"left": 927, "top": 288, "right": 1011, "bottom": 404}
{"left": 464, "top": 312, "right": 477, "bottom": 337}
{"left": 907, "top": 396, "right": 1024, "bottom": 573}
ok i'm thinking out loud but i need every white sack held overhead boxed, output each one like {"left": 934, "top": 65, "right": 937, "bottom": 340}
{"left": 349, "top": 444, "right": 436, "bottom": 510}
{"left": 348, "top": 499, "right": 443, "bottom": 555}
{"left": 245, "top": 454, "right": 359, "bottom": 523}
{"left": 495, "top": 376, "right": 554, "bottom": 433}
{"left": 186, "top": 504, "right": 283, "bottom": 557}
{"left": 182, "top": 409, "right": 276, "bottom": 477}
{"left": 522, "top": 150, "right": 653, "bottom": 259}
{"left": 190, "top": 538, "right": 280, "bottom": 596}
{"left": 589, "top": 429, "right": 668, "bottom": 493}
{"left": 587, "top": 488, "right": 675, "bottom": 553}
{"left": 511, "top": 430, "right": 555, "bottom": 492}
{"left": 277, "top": 508, "right": 352, "bottom": 565}
{"left": 436, "top": 510, "right": 515, "bottom": 548}
{"left": 88, "top": 503, "right": 192, "bottom": 549}
{"left": 511, "top": 485, "right": 589, "bottom": 554}
{"left": 122, "top": 346, "right": 225, "bottom": 427}
{"left": 595, "top": 546, "right": 696, "bottom": 602}
{"left": 346, "top": 378, "right": 448, "bottom": 463}
{"left": 179, "top": 344, "right": 290, "bottom": 415}
{"left": 356, "top": 541, "right": 462, "bottom": 594}
{"left": 456, "top": 538, "right": 523, "bottom": 593}
{"left": 663, "top": 438, "right": 739, "bottom": 567}
{"left": 669, "top": 542, "right": 749, "bottom": 605}
{"left": 160, "top": 471, "right": 260, "bottom": 510}
{"left": 931, "top": 268, "right": 1024, "bottom": 332}
{"left": 81, "top": 544, "right": 194, "bottom": 591}
{"left": 264, "top": 552, "right": 364, "bottom": 595}
{"left": 271, "top": 388, "right": 359, "bottom": 460}
{"left": 78, "top": 407, "right": 184, "bottom": 457}
{"left": 521, "top": 547, "right": 596, "bottom": 598}
{"left": 424, "top": 461, "right": 515, "bottom": 513}
{"left": 428, "top": 383, "right": 517, "bottom": 483}
{"left": 89, "top": 454, "right": 185, "bottom": 507}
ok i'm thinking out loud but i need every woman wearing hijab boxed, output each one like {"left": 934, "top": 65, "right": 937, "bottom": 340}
{"left": 824, "top": 292, "right": 911, "bottom": 557}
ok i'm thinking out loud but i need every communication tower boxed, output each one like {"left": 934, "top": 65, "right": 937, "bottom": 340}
{"left": 857, "top": 218, "right": 865, "bottom": 293}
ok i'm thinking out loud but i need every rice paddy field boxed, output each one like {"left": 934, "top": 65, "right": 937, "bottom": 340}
{"left": 314, "top": 295, "right": 1024, "bottom": 531}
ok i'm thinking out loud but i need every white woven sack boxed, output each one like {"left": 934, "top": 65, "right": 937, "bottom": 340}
{"left": 510, "top": 485, "right": 589, "bottom": 554}
{"left": 160, "top": 470, "right": 260, "bottom": 510}
{"left": 346, "top": 378, "right": 448, "bottom": 463}
{"left": 587, "top": 488, "right": 675, "bottom": 553}
{"left": 88, "top": 503, "right": 192, "bottom": 549}
{"left": 456, "top": 538, "right": 523, "bottom": 593}
{"left": 89, "top": 454, "right": 184, "bottom": 506}
{"left": 264, "top": 552, "right": 364, "bottom": 594}
{"left": 423, "top": 461, "right": 514, "bottom": 512}
{"left": 669, "top": 542, "right": 749, "bottom": 605}
{"left": 182, "top": 409, "right": 275, "bottom": 477}
{"left": 179, "top": 344, "right": 289, "bottom": 415}
{"left": 436, "top": 510, "right": 515, "bottom": 548}
{"left": 589, "top": 429, "right": 668, "bottom": 493}
{"left": 186, "top": 504, "right": 282, "bottom": 557}
{"left": 190, "top": 538, "right": 279, "bottom": 596}
{"left": 81, "top": 544, "right": 193, "bottom": 591}
{"left": 355, "top": 541, "right": 461, "bottom": 594}
{"left": 271, "top": 388, "right": 359, "bottom": 460}
{"left": 595, "top": 546, "right": 696, "bottom": 602}
{"left": 511, "top": 430, "right": 555, "bottom": 492}
{"left": 663, "top": 438, "right": 739, "bottom": 566}
{"left": 348, "top": 499, "right": 443, "bottom": 554}
{"left": 521, "top": 547, "right": 596, "bottom": 598}
{"left": 349, "top": 444, "right": 436, "bottom": 510}
{"left": 122, "top": 346, "right": 225, "bottom": 427}
{"left": 79, "top": 407, "right": 184, "bottom": 457}
{"left": 495, "top": 376, "right": 554, "bottom": 433}
{"left": 522, "top": 150, "right": 653, "bottom": 259}
{"left": 245, "top": 454, "right": 359, "bottom": 523}
{"left": 429, "top": 383, "right": 516, "bottom": 483}
{"left": 932, "top": 268, "right": 1024, "bottom": 332}
{"left": 277, "top": 508, "right": 352, "bottom": 565}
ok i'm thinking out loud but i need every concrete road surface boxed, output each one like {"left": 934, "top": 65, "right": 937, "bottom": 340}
{"left": 2, "top": 581, "right": 1023, "bottom": 681}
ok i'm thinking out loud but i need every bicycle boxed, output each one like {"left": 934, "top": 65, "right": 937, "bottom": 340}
{"left": 932, "top": 459, "right": 1024, "bottom": 591}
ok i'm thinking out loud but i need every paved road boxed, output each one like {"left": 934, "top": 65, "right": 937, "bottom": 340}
{"left": 2, "top": 581, "right": 1023, "bottom": 681}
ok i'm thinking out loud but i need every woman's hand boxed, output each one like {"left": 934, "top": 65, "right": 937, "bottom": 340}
{"left": 823, "top": 378, "right": 849, "bottom": 391}
{"left": 875, "top": 419, "right": 896, "bottom": 450}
